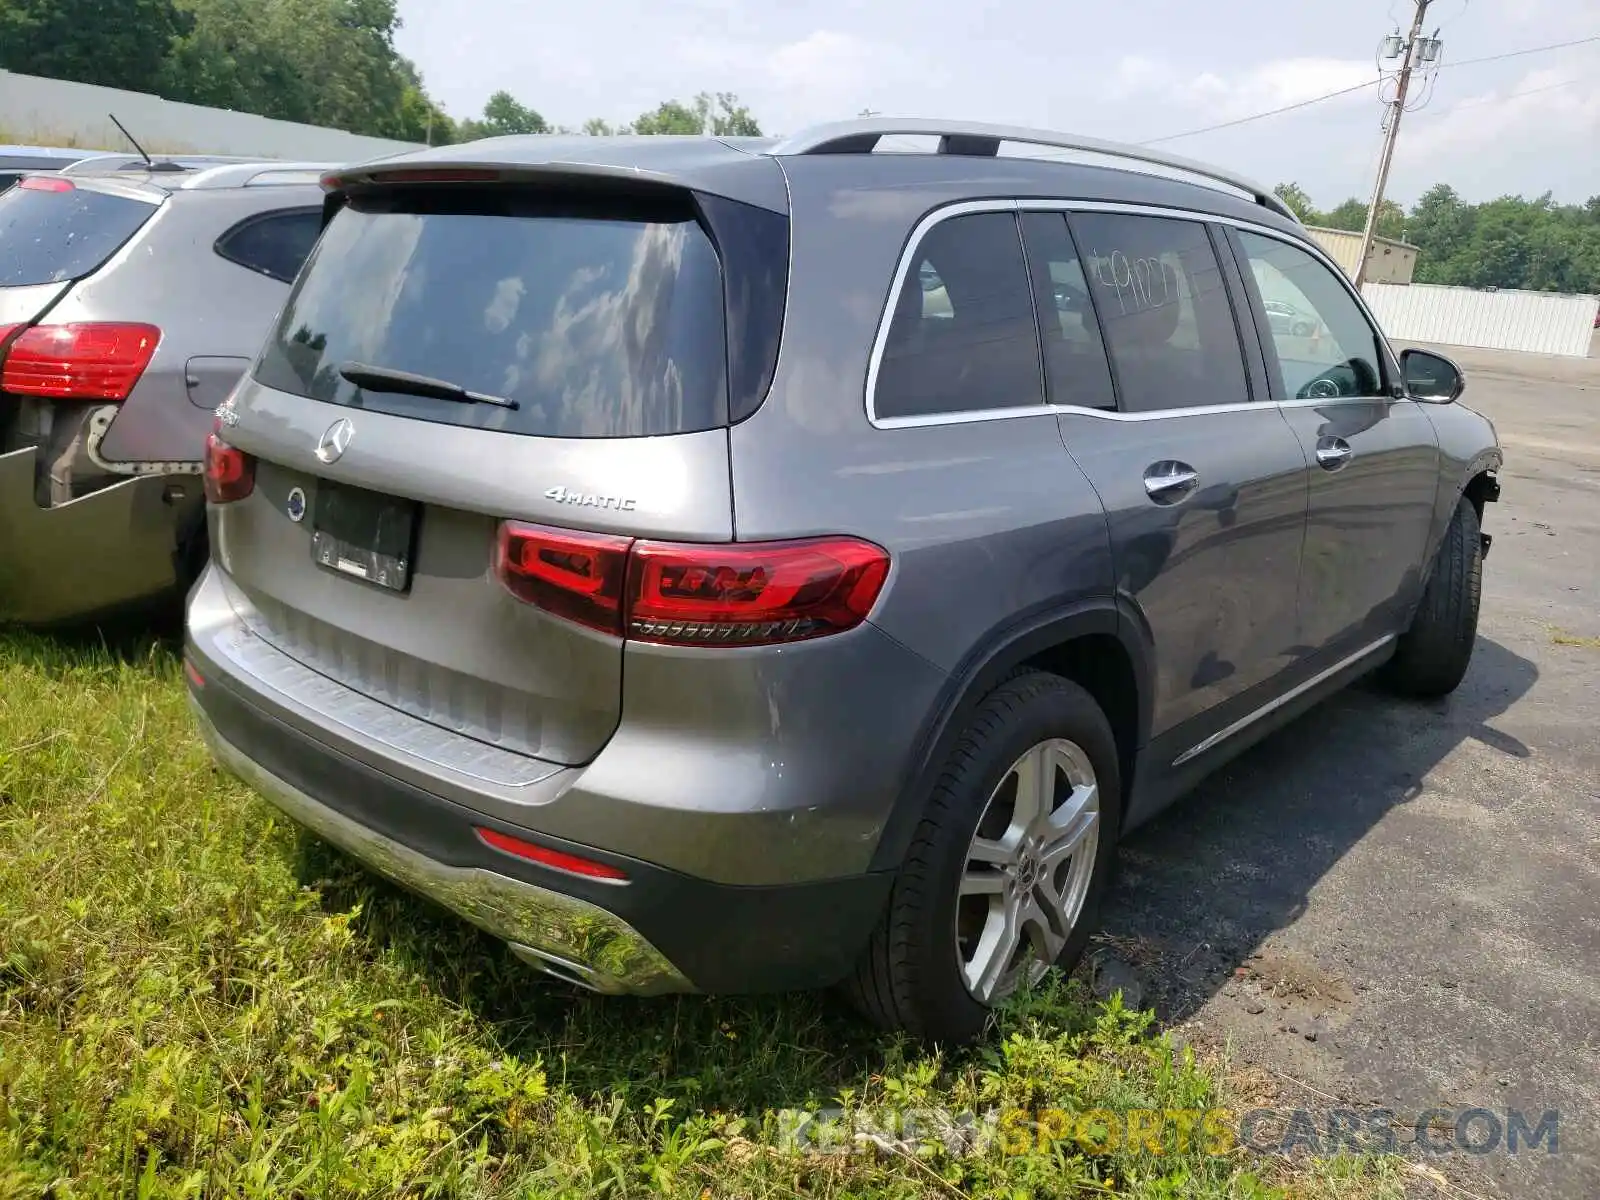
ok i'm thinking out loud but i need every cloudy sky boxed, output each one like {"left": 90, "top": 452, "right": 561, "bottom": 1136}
{"left": 394, "top": 0, "right": 1600, "bottom": 209}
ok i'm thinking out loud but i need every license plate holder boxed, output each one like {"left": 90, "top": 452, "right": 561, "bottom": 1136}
{"left": 309, "top": 481, "right": 418, "bottom": 594}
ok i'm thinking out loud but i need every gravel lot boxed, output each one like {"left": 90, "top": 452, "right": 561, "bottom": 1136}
{"left": 1090, "top": 340, "right": 1600, "bottom": 1197}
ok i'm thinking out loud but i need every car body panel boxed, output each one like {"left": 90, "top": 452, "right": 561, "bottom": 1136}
{"left": 1274, "top": 397, "right": 1440, "bottom": 653}
{"left": 178, "top": 131, "right": 1503, "bottom": 996}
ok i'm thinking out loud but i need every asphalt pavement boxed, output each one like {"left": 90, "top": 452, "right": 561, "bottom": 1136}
{"left": 1087, "top": 340, "right": 1600, "bottom": 1197}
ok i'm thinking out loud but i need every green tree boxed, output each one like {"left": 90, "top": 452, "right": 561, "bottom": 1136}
{"left": 1317, "top": 197, "right": 1406, "bottom": 241}
{"left": 459, "top": 90, "right": 549, "bottom": 140}
{"left": 0, "top": 0, "right": 190, "bottom": 93}
{"left": 625, "top": 92, "right": 762, "bottom": 136}
{"left": 1272, "top": 182, "right": 1319, "bottom": 224}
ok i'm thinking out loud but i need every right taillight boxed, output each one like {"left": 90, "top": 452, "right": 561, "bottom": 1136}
{"left": 203, "top": 426, "right": 255, "bottom": 504}
{"left": 495, "top": 523, "right": 890, "bottom": 647}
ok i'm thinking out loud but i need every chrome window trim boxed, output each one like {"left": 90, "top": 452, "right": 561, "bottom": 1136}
{"left": 864, "top": 198, "right": 1402, "bottom": 429}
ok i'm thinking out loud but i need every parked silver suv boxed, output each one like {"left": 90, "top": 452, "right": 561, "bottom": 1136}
{"left": 185, "top": 120, "right": 1502, "bottom": 1042}
{"left": 0, "top": 159, "right": 331, "bottom": 625}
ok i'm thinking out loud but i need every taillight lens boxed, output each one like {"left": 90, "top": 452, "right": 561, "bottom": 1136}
{"left": 496, "top": 522, "right": 631, "bottom": 635}
{"left": 629, "top": 538, "right": 890, "bottom": 645}
{"left": 203, "top": 428, "right": 255, "bottom": 504}
{"left": 0, "top": 323, "right": 160, "bottom": 401}
{"left": 496, "top": 523, "right": 890, "bottom": 647}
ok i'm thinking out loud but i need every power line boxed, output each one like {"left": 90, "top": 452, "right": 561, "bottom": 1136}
{"left": 1414, "top": 74, "right": 1588, "bottom": 115}
{"left": 1138, "top": 80, "right": 1376, "bottom": 145}
{"left": 1140, "top": 32, "right": 1600, "bottom": 145}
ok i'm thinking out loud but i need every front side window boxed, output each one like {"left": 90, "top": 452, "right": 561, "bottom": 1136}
{"left": 874, "top": 211, "right": 1044, "bottom": 420}
{"left": 1069, "top": 213, "right": 1250, "bottom": 414}
{"left": 1236, "top": 231, "right": 1387, "bottom": 400}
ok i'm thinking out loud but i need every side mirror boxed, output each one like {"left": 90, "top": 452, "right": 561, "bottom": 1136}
{"left": 1399, "top": 347, "right": 1465, "bottom": 402}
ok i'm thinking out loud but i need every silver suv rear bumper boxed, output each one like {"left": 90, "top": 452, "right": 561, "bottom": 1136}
{"left": 193, "top": 701, "right": 694, "bottom": 996}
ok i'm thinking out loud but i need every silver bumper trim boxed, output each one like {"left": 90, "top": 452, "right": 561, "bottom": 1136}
{"left": 192, "top": 702, "right": 695, "bottom": 997}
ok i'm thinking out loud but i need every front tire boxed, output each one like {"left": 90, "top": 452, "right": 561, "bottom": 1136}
{"left": 1384, "top": 496, "right": 1483, "bottom": 698}
{"left": 845, "top": 672, "right": 1122, "bottom": 1043}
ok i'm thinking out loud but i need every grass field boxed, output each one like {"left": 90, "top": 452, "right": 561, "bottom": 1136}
{"left": 0, "top": 628, "right": 1403, "bottom": 1199}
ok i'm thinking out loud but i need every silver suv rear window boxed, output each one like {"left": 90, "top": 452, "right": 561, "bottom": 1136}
{"left": 0, "top": 181, "right": 157, "bottom": 287}
{"left": 255, "top": 190, "right": 730, "bottom": 439}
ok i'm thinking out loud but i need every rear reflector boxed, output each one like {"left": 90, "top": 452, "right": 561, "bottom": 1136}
{"left": 203, "top": 424, "right": 255, "bottom": 504}
{"left": 183, "top": 659, "right": 206, "bottom": 689}
{"left": 0, "top": 323, "right": 160, "bottom": 401}
{"left": 496, "top": 522, "right": 890, "bottom": 647}
{"left": 18, "top": 175, "right": 74, "bottom": 193}
{"left": 475, "top": 827, "right": 629, "bottom": 881}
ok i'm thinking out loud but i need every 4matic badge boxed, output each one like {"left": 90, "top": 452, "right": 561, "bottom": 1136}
{"left": 544, "top": 486, "right": 637, "bottom": 512}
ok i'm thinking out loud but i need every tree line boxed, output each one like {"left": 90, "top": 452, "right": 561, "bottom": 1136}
{"left": 1273, "top": 181, "right": 1600, "bottom": 296}
{"left": 0, "top": 0, "right": 761, "bottom": 142}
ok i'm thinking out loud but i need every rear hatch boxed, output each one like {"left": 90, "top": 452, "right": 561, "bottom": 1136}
{"left": 0, "top": 175, "right": 161, "bottom": 333}
{"left": 211, "top": 166, "right": 789, "bottom": 765}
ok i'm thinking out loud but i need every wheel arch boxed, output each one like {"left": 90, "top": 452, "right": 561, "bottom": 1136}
{"left": 867, "top": 597, "right": 1153, "bottom": 873}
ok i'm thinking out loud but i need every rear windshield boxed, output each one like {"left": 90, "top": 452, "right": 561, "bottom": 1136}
{"left": 0, "top": 182, "right": 157, "bottom": 286}
{"left": 254, "top": 189, "right": 731, "bottom": 439}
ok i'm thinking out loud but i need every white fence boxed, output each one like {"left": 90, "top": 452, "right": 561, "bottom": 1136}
{"left": 1362, "top": 282, "right": 1599, "bottom": 359}
{"left": 0, "top": 69, "right": 421, "bottom": 166}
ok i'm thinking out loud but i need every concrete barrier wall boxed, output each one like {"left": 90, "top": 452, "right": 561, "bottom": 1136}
{"left": 1363, "top": 281, "right": 1599, "bottom": 359}
{"left": 0, "top": 69, "right": 422, "bottom": 166}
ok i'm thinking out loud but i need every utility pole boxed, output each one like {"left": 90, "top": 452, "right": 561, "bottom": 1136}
{"left": 1354, "top": 0, "right": 1439, "bottom": 287}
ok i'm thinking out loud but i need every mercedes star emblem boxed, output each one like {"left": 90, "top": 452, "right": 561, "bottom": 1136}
{"left": 315, "top": 418, "right": 354, "bottom": 464}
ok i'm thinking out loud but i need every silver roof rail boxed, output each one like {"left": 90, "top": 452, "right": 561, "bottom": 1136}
{"left": 178, "top": 161, "right": 341, "bottom": 190}
{"left": 768, "top": 118, "right": 1298, "bottom": 223}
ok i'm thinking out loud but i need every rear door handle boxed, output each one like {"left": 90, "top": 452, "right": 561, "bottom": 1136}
{"left": 1143, "top": 461, "right": 1200, "bottom": 503}
{"left": 1315, "top": 437, "right": 1352, "bottom": 470}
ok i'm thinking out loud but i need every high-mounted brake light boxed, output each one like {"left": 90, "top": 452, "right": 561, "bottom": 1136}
{"left": 475, "top": 827, "right": 629, "bottom": 882}
{"left": 323, "top": 167, "right": 504, "bottom": 191}
{"left": 203, "top": 423, "right": 255, "bottom": 504}
{"left": 496, "top": 523, "right": 891, "bottom": 647}
{"left": 18, "top": 175, "right": 75, "bottom": 193}
{"left": 0, "top": 323, "right": 160, "bottom": 400}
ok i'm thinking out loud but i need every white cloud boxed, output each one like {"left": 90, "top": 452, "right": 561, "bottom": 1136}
{"left": 1114, "top": 54, "right": 1378, "bottom": 119}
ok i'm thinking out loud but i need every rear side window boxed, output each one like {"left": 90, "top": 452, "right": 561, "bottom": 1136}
{"left": 1020, "top": 212, "right": 1117, "bottom": 411}
{"left": 215, "top": 208, "right": 322, "bottom": 284}
{"left": 0, "top": 181, "right": 157, "bottom": 287}
{"left": 1068, "top": 213, "right": 1249, "bottom": 414}
{"left": 874, "top": 211, "right": 1044, "bottom": 420}
{"left": 255, "top": 189, "right": 730, "bottom": 439}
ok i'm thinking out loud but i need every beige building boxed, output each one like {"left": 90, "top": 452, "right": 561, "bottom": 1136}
{"left": 1304, "top": 225, "right": 1420, "bottom": 284}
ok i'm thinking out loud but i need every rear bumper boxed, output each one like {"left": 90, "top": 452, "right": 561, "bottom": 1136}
{"left": 0, "top": 447, "right": 198, "bottom": 625}
{"left": 187, "top": 633, "right": 895, "bottom": 995}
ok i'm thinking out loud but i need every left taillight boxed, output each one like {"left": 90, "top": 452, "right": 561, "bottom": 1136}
{"left": 0, "top": 322, "right": 161, "bottom": 401}
{"left": 203, "top": 424, "right": 254, "bottom": 504}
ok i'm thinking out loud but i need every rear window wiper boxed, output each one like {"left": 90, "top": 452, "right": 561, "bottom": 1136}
{"left": 338, "top": 361, "right": 518, "bottom": 410}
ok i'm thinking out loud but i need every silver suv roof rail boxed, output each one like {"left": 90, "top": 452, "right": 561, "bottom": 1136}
{"left": 768, "top": 117, "right": 1298, "bottom": 224}
{"left": 179, "top": 161, "right": 342, "bottom": 190}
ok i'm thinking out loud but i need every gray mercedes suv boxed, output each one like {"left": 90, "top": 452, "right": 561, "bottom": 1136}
{"left": 0, "top": 158, "right": 330, "bottom": 625}
{"left": 184, "top": 120, "right": 1503, "bottom": 1042}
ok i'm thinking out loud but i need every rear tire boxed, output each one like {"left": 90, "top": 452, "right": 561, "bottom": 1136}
{"left": 1384, "top": 496, "right": 1482, "bottom": 698}
{"left": 844, "top": 672, "right": 1121, "bottom": 1043}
